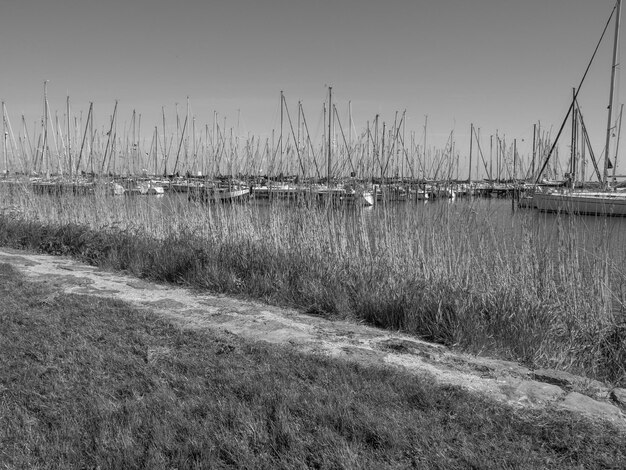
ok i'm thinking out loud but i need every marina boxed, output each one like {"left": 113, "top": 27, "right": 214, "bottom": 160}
{"left": 2, "top": 0, "right": 626, "bottom": 466}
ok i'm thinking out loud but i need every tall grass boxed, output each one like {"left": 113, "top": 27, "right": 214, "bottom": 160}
{"left": 1, "top": 180, "right": 625, "bottom": 385}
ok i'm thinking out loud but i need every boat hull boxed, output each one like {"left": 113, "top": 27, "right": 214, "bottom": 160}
{"left": 188, "top": 187, "right": 250, "bottom": 203}
{"left": 533, "top": 191, "right": 626, "bottom": 216}
{"left": 313, "top": 188, "right": 374, "bottom": 206}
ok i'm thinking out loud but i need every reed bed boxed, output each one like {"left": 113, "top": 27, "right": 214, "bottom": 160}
{"left": 1, "top": 181, "right": 625, "bottom": 385}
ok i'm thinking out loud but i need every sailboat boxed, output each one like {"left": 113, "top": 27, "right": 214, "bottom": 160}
{"left": 311, "top": 87, "right": 375, "bottom": 207}
{"left": 534, "top": 0, "right": 626, "bottom": 216}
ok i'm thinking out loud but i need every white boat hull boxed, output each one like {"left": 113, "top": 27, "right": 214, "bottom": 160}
{"left": 189, "top": 187, "right": 250, "bottom": 203}
{"left": 313, "top": 188, "right": 374, "bottom": 206}
{"left": 533, "top": 191, "right": 626, "bottom": 216}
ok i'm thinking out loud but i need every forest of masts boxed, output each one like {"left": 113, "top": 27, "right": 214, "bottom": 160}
{"left": 1, "top": 85, "right": 564, "bottom": 185}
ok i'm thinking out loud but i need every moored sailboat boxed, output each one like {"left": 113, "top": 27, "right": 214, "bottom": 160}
{"left": 314, "top": 86, "right": 375, "bottom": 207}
{"left": 534, "top": 0, "right": 626, "bottom": 216}
{"left": 534, "top": 189, "right": 626, "bottom": 215}
{"left": 187, "top": 180, "right": 250, "bottom": 203}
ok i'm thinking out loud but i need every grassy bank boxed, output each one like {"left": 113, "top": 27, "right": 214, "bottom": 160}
{"left": 1, "top": 262, "right": 624, "bottom": 469}
{"left": 0, "top": 182, "right": 625, "bottom": 386}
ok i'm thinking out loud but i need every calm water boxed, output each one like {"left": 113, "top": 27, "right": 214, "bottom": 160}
{"left": 143, "top": 194, "right": 626, "bottom": 260}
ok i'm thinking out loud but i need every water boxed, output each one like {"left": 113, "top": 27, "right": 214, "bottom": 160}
{"left": 138, "top": 194, "right": 626, "bottom": 264}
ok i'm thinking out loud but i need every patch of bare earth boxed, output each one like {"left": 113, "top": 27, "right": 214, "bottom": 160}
{"left": 1, "top": 247, "right": 625, "bottom": 428}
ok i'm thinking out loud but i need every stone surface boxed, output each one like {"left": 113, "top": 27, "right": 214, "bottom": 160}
{"left": 378, "top": 338, "right": 445, "bottom": 359}
{"left": 500, "top": 379, "right": 565, "bottom": 407}
{"left": 559, "top": 392, "right": 625, "bottom": 425}
{"left": 612, "top": 388, "right": 626, "bottom": 409}
{"left": 533, "top": 368, "right": 580, "bottom": 388}
{"left": 533, "top": 368, "right": 609, "bottom": 399}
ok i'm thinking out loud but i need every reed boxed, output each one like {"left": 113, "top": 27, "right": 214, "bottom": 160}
{"left": 1, "top": 182, "right": 625, "bottom": 385}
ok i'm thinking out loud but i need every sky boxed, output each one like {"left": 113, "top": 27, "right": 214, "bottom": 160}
{"left": 0, "top": 0, "right": 624, "bottom": 178}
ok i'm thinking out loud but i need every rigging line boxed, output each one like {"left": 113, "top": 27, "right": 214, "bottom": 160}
{"left": 333, "top": 105, "right": 356, "bottom": 174}
{"left": 535, "top": 1, "right": 618, "bottom": 184}
{"left": 499, "top": 137, "right": 513, "bottom": 181}
{"left": 282, "top": 95, "right": 306, "bottom": 175}
{"left": 299, "top": 103, "right": 322, "bottom": 180}
{"left": 382, "top": 113, "right": 401, "bottom": 177}
{"left": 613, "top": 103, "right": 624, "bottom": 175}
{"left": 578, "top": 101, "right": 604, "bottom": 182}
{"left": 395, "top": 131, "right": 416, "bottom": 180}
{"left": 472, "top": 126, "right": 491, "bottom": 179}
{"left": 172, "top": 114, "right": 188, "bottom": 175}
{"left": 75, "top": 103, "right": 93, "bottom": 174}
{"left": 100, "top": 101, "right": 118, "bottom": 174}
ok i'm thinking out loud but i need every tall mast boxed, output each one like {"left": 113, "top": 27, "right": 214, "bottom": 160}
{"left": 423, "top": 115, "right": 427, "bottom": 180}
{"left": 131, "top": 110, "right": 136, "bottom": 175}
{"left": 489, "top": 135, "right": 493, "bottom": 182}
{"left": 614, "top": 103, "right": 624, "bottom": 178}
{"left": 280, "top": 90, "right": 284, "bottom": 178}
{"left": 468, "top": 123, "right": 473, "bottom": 184}
{"left": 374, "top": 115, "right": 379, "bottom": 180}
{"left": 75, "top": 102, "right": 92, "bottom": 175}
{"left": 154, "top": 126, "right": 158, "bottom": 176}
{"left": 2, "top": 102, "right": 7, "bottom": 176}
{"left": 162, "top": 107, "right": 167, "bottom": 175}
{"left": 531, "top": 123, "right": 537, "bottom": 181}
{"left": 348, "top": 101, "right": 353, "bottom": 165}
{"left": 67, "top": 96, "right": 72, "bottom": 178}
{"left": 513, "top": 139, "right": 518, "bottom": 181}
{"left": 43, "top": 80, "right": 49, "bottom": 178}
{"left": 137, "top": 113, "right": 142, "bottom": 175}
{"left": 327, "top": 86, "right": 332, "bottom": 184}
{"left": 604, "top": 0, "right": 622, "bottom": 187}
{"left": 186, "top": 96, "right": 190, "bottom": 173}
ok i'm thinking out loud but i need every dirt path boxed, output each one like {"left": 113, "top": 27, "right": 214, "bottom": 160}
{"left": 1, "top": 247, "right": 625, "bottom": 428}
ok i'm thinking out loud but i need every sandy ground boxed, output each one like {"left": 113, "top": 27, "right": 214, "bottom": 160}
{"left": 1, "top": 247, "right": 625, "bottom": 428}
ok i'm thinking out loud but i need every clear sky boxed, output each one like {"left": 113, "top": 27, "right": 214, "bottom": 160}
{"left": 0, "top": 0, "right": 623, "bottom": 177}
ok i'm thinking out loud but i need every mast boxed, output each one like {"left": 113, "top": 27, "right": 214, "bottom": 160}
{"left": 613, "top": 103, "right": 624, "bottom": 178}
{"left": 530, "top": 124, "right": 537, "bottom": 179}
{"left": 476, "top": 128, "right": 481, "bottom": 180}
{"left": 43, "top": 81, "right": 49, "bottom": 178}
{"left": 162, "top": 107, "right": 167, "bottom": 175}
{"left": 67, "top": 96, "right": 72, "bottom": 178}
{"left": 468, "top": 123, "right": 473, "bottom": 184}
{"left": 101, "top": 100, "right": 118, "bottom": 175}
{"left": 327, "top": 86, "right": 332, "bottom": 184}
{"left": 297, "top": 101, "right": 302, "bottom": 177}
{"left": 513, "top": 139, "right": 517, "bottom": 181}
{"left": 423, "top": 115, "right": 427, "bottom": 181}
{"left": 75, "top": 102, "right": 93, "bottom": 175}
{"left": 348, "top": 100, "right": 353, "bottom": 155}
{"left": 381, "top": 122, "right": 386, "bottom": 181}
{"left": 489, "top": 135, "right": 493, "bottom": 183}
{"left": 570, "top": 88, "right": 577, "bottom": 188}
{"left": 604, "top": 0, "right": 622, "bottom": 188}
{"left": 280, "top": 90, "right": 284, "bottom": 179}
{"left": 154, "top": 126, "right": 158, "bottom": 176}
{"left": 129, "top": 110, "right": 136, "bottom": 176}
{"left": 137, "top": 113, "right": 142, "bottom": 175}
{"left": 186, "top": 96, "right": 190, "bottom": 173}
{"left": 2, "top": 102, "right": 7, "bottom": 176}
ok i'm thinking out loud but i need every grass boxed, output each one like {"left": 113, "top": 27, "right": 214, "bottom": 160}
{"left": 1, "top": 262, "right": 625, "bottom": 469}
{"left": 0, "top": 181, "right": 625, "bottom": 387}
